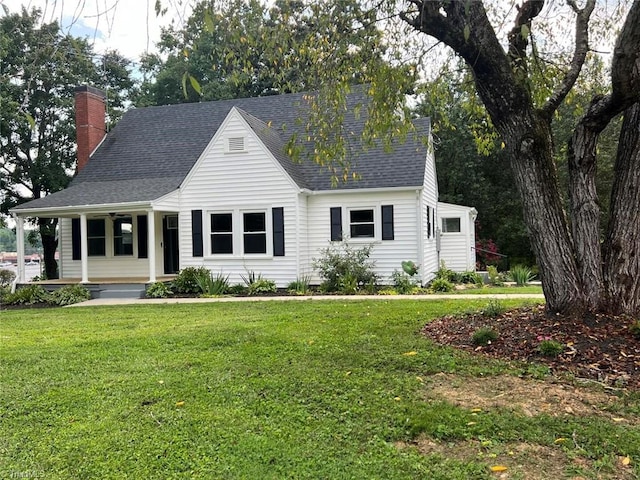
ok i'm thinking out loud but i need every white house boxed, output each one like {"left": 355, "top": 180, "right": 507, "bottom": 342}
{"left": 11, "top": 86, "right": 475, "bottom": 292}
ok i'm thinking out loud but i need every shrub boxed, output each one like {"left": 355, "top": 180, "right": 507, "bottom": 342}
{"left": 472, "top": 327, "right": 499, "bottom": 346}
{"left": 429, "top": 277, "right": 454, "bottom": 292}
{"left": 391, "top": 270, "right": 419, "bottom": 294}
{"left": 247, "top": 278, "right": 277, "bottom": 295}
{"left": 537, "top": 337, "right": 564, "bottom": 357}
{"left": 146, "top": 281, "right": 173, "bottom": 298}
{"left": 227, "top": 284, "right": 248, "bottom": 295}
{"left": 50, "top": 284, "right": 91, "bottom": 306}
{"left": 509, "top": 265, "right": 535, "bottom": 286}
{"left": 487, "top": 266, "right": 503, "bottom": 286}
{"left": 287, "top": 275, "right": 311, "bottom": 295}
{"left": 3, "top": 285, "right": 50, "bottom": 305}
{"left": 434, "top": 261, "right": 457, "bottom": 283}
{"left": 312, "top": 242, "right": 378, "bottom": 293}
{"left": 0, "top": 268, "right": 16, "bottom": 287}
{"left": 196, "top": 271, "right": 230, "bottom": 296}
{"left": 172, "top": 267, "right": 210, "bottom": 294}
{"left": 483, "top": 299, "right": 506, "bottom": 317}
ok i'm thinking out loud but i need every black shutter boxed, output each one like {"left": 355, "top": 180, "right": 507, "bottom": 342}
{"left": 71, "top": 218, "right": 81, "bottom": 260}
{"left": 191, "top": 210, "right": 203, "bottom": 257}
{"left": 272, "top": 207, "right": 285, "bottom": 257}
{"left": 382, "top": 205, "right": 394, "bottom": 240}
{"left": 330, "top": 207, "right": 342, "bottom": 241}
{"left": 426, "top": 205, "right": 432, "bottom": 238}
{"left": 137, "top": 215, "right": 148, "bottom": 259}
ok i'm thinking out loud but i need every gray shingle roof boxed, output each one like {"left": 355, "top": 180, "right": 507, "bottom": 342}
{"left": 14, "top": 88, "right": 430, "bottom": 211}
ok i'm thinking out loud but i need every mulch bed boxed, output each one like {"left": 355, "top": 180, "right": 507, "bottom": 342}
{"left": 422, "top": 304, "right": 640, "bottom": 390}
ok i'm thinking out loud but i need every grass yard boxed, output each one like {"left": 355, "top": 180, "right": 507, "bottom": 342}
{"left": 1, "top": 299, "right": 638, "bottom": 479}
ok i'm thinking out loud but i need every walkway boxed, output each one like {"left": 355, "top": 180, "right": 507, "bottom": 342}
{"left": 69, "top": 293, "right": 545, "bottom": 307}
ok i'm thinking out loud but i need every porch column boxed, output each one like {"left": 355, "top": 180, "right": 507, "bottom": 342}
{"left": 14, "top": 215, "right": 25, "bottom": 283}
{"left": 80, "top": 213, "right": 89, "bottom": 283}
{"left": 147, "top": 210, "right": 156, "bottom": 283}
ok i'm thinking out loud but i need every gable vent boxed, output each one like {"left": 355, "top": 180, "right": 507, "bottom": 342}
{"left": 227, "top": 136, "right": 246, "bottom": 152}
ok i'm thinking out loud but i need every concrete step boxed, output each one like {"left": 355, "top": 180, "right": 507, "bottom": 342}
{"left": 95, "top": 283, "right": 147, "bottom": 299}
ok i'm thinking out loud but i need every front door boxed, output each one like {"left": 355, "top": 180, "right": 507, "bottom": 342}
{"left": 163, "top": 215, "right": 179, "bottom": 274}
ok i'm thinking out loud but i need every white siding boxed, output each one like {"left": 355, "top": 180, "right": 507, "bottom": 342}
{"left": 437, "top": 201, "right": 477, "bottom": 271}
{"left": 421, "top": 145, "right": 439, "bottom": 283}
{"left": 306, "top": 190, "right": 421, "bottom": 285}
{"left": 178, "top": 109, "right": 300, "bottom": 287}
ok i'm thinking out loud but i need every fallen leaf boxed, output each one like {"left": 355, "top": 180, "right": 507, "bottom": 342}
{"left": 490, "top": 465, "right": 508, "bottom": 472}
{"left": 402, "top": 351, "right": 417, "bottom": 356}
{"left": 554, "top": 437, "right": 567, "bottom": 444}
{"left": 471, "top": 408, "right": 482, "bottom": 413}
{"left": 621, "top": 456, "right": 631, "bottom": 466}
{"left": 416, "top": 376, "right": 424, "bottom": 383}
{"left": 467, "top": 421, "right": 477, "bottom": 426}
{"left": 175, "top": 401, "right": 185, "bottom": 407}
{"left": 394, "top": 397, "right": 401, "bottom": 401}
{"left": 345, "top": 371, "right": 352, "bottom": 376}
{"left": 613, "top": 417, "right": 625, "bottom": 422}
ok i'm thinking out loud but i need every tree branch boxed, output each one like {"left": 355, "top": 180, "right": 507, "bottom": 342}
{"left": 507, "top": 0, "right": 545, "bottom": 63}
{"left": 540, "top": 0, "right": 596, "bottom": 119}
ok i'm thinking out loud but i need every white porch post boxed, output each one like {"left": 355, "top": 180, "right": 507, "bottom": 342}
{"left": 80, "top": 213, "right": 89, "bottom": 283}
{"left": 147, "top": 210, "right": 156, "bottom": 283}
{"left": 14, "top": 215, "right": 26, "bottom": 283}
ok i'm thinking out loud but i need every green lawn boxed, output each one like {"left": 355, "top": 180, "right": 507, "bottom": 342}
{"left": 1, "top": 299, "right": 637, "bottom": 479}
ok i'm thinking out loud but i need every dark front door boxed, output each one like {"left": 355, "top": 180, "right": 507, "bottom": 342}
{"left": 163, "top": 215, "right": 179, "bottom": 274}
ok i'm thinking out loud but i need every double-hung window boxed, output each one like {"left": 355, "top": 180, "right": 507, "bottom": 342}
{"left": 87, "top": 219, "right": 106, "bottom": 256}
{"left": 113, "top": 216, "right": 133, "bottom": 255}
{"left": 211, "top": 213, "right": 233, "bottom": 254}
{"left": 349, "top": 209, "right": 375, "bottom": 238}
{"left": 243, "top": 212, "right": 267, "bottom": 254}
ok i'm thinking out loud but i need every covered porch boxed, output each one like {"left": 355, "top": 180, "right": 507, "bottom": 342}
{"left": 12, "top": 200, "right": 181, "bottom": 287}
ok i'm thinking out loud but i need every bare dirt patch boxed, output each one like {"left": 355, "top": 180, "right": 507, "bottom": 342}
{"left": 398, "top": 436, "right": 634, "bottom": 480}
{"left": 424, "top": 373, "right": 635, "bottom": 423}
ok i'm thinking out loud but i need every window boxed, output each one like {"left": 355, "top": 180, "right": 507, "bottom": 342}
{"left": 211, "top": 213, "right": 233, "bottom": 254}
{"left": 113, "top": 216, "right": 133, "bottom": 255}
{"left": 87, "top": 219, "right": 106, "bottom": 256}
{"left": 349, "top": 209, "right": 375, "bottom": 238}
{"left": 442, "top": 217, "right": 461, "bottom": 233}
{"left": 243, "top": 212, "right": 267, "bottom": 254}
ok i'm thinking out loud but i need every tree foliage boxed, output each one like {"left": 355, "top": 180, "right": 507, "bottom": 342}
{"left": 137, "top": 0, "right": 390, "bottom": 105}
{"left": 0, "top": 7, "right": 135, "bottom": 278}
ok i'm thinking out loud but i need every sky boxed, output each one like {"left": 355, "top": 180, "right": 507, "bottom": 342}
{"left": 2, "top": 0, "right": 192, "bottom": 62}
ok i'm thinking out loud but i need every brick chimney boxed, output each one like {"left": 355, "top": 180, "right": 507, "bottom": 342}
{"left": 74, "top": 85, "right": 106, "bottom": 172}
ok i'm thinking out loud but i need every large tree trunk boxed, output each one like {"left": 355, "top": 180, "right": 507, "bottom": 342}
{"left": 38, "top": 218, "right": 59, "bottom": 280}
{"left": 566, "top": 124, "right": 603, "bottom": 310}
{"left": 500, "top": 112, "right": 587, "bottom": 314}
{"left": 602, "top": 103, "right": 640, "bottom": 315}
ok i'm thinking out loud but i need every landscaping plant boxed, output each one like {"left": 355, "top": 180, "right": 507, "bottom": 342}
{"left": 145, "top": 281, "right": 173, "bottom": 298}
{"left": 49, "top": 284, "right": 91, "bottom": 306}
{"left": 171, "top": 266, "right": 210, "bottom": 294}
{"left": 195, "top": 271, "right": 230, "bottom": 296}
{"left": 471, "top": 326, "right": 499, "bottom": 346}
{"left": 312, "top": 241, "right": 378, "bottom": 293}
{"left": 508, "top": 265, "right": 535, "bottom": 286}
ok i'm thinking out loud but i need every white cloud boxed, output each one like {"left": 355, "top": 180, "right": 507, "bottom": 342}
{"left": 2, "top": 0, "right": 191, "bottom": 61}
